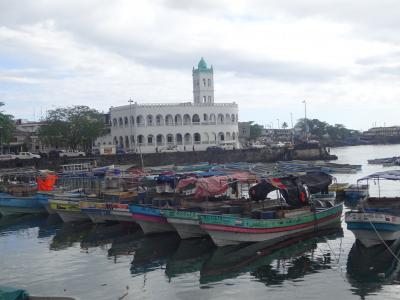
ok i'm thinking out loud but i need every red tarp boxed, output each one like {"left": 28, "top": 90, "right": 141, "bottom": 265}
{"left": 37, "top": 174, "right": 58, "bottom": 191}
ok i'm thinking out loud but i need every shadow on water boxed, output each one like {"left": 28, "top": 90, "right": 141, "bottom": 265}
{"left": 50, "top": 221, "right": 93, "bottom": 250}
{"left": 0, "top": 214, "right": 62, "bottom": 238}
{"left": 165, "top": 237, "right": 216, "bottom": 278}
{"left": 108, "top": 229, "right": 144, "bottom": 258}
{"left": 80, "top": 222, "right": 139, "bottom": 249}
{"left": 130, "top": 233, "right": 181, "bottom": 276}
{"left": 347, "top": 239, "right": 400, "bottom": 299}
{"left": 200, "top": 227, "right": 344, "bottom": 285}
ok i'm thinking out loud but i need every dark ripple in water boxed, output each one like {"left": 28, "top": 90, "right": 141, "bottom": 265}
{"left": 1, "top": 145, "right": 400, "bottom": 299}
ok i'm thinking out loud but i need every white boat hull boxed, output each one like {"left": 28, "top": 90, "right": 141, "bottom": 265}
{"left": 167, "top": 218, "right": 207, "bottom": 239}
{"left": 86, "top": 213, "right": 115, "bottom": 224}
{"left": 56, "top": 210, "right": 90, "bottom": 223}
{"left": 206, "top": 217, "right": 341, "bottom": 247}
{"left": 350, "top": 229, "right": 400, "bottom": 248}
{"left": 111, "top": 210, "right": 136, "bottom": 223}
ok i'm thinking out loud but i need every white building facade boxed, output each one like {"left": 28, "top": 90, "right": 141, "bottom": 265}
{"left": 97, "top": 58, "right": 239, "bottom": 153}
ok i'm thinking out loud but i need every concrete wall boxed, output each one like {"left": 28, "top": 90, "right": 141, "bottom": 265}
{"left": 0, "top": 145, "right": 335, "bottom": 170}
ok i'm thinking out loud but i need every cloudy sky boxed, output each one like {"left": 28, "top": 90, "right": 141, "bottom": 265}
{"left": 1, "top": 0, "right": 400, "bottom": 130}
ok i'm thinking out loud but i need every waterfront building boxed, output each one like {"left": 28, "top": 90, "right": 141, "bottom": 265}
{"left": 7, "top": 119, "right": 50, "bottom": 154}
{"left": 96, "top": 58, "right": 239, "bottom": 153}
{"left": 363, "top": 126, "right": 400, "bottom": 137}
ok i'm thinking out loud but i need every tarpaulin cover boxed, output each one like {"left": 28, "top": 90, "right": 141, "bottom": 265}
{"left": 36, "top": 174, "right": 58, "bottom": 191}
{"left": 299, "top": 172, "right": 332, "bottom": 194}
{"left": 358, "top": 170, "right": 400, "bottom": 181}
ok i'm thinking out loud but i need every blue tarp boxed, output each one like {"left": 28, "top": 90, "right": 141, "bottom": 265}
{"left": 358, "top": 170, "right": 400, "bottom": 181}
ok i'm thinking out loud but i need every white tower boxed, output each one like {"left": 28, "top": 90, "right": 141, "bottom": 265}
{"left": 193, "top": 57, "right": 214, "bottom": 104}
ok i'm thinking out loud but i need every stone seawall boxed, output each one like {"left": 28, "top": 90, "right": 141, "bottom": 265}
{"left": 0, "top": 146, "right": 336, "bottom": 170}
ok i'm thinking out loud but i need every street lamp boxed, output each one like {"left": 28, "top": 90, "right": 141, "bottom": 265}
{"left": 302, "top": 100, "right": 308, "bottom": 141}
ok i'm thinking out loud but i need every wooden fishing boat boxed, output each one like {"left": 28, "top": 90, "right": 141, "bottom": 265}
{"left": 344, "top": 184, "right": 369, "bottom": 202}
{"left": 49, "top": 199, "right": 90, "bottom": 222}
{"left": 130, "top": 203, "right": 176, "bottom": 234}
{"left": 199, "top": 204, "right": 343, "bottom": 246}
{"left": 162, "top": 209, "right": 207, "bottom": 239}
{"left": 0, "top": 193, "right": 48, "bottom": 216}
{"left": 110, "top": 203, "right": 137, "bottom": 223}
{"left": 80, "top": 201, "right": 116, "bottom": 224}
{"left": 345, "top": 170, "right": 400, "bottom": 247}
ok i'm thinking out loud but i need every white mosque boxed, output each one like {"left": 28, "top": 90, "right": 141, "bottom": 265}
{"left": 97, "top": 58, "right": 239, "bottom": 153}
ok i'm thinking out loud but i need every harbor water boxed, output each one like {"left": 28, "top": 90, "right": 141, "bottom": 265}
{"left": 1, "top": 144, "right": 400, "bottom": 300}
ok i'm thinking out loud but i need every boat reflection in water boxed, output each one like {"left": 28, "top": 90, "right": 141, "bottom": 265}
{"left": 347, "top": 238, "right": 400, "bottom": 298}
{"left": 80, "top": 223, "right": 139, "bottom": 249}
{"left": 50, "top": 222, "right": 93, "bottom": 251}
{"left": 200, "top": 227, "right": 343, "bottom": 284}
{"left": 130, "top": 233, "right": 181, "bottom": 276}
{"left": 107, "top": 230, "right": 144, "bottom": 259}
{"left": 165, "top": 238, "right": 215, "bottom": 278}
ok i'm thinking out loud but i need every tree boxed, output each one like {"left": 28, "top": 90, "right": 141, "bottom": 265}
{"left": 295, "top": 118, "right": 359, "bottom": 144}
{"left": 282, "top": 122, "right": 288, "bottom": 129}
{"left": 249, "top": 122, "right": 263, "bottom": 140}
{"left": 39, "top": 106, "right": 106, "bottom": 150}
{"left": 0, "top": 102, "right": 15, "bottom": 147}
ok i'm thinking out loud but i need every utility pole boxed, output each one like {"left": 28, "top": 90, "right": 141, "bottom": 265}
{"left": 290, "top": 112, "right": 294, "bottom": 145}
{"left": 302, "top": 100, "right": 308, "bottom": 141}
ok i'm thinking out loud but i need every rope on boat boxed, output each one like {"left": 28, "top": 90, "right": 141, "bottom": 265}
{"left": 361, "top": 206, "right": 400, "bottom": 265}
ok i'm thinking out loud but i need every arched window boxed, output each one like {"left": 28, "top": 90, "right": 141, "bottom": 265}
{"left": 218, "top": 132, "right": 225, "bottom": 142}
{"left": 165, "top": 114, "right": 173, "bottom": 126}
{"left": 210, "top": 132, "right": 217, "bottom": 144}
{"left": 119, "top": 136, "right": 124, "bottom": 147}
{"left": 146, "top": 115, "right": 154, "bottom": 126}
{"left": 125, "top": 136, "right": 129, "bottom": 148}
{"left": 194, "top": 133, "right": 201, "bottom": 144}
{"left": 192, "top": 114, "right": 200, "bottom": 124}
{"left": 166, "top": 134, "right": 174, "bottom": 144}
{"left": 156, "top": 134, "right": 165, "bottom": 146}
{"left": 203, "top": 114, "right": 208, "bottom": 122}
{"left": 226, "top": 132, "right": 231, "bottom": 141}
{"left": 175, "top": 114, "right": 182, "bottom": 125}
{"left": 217, "top": 114, "right": 224, "bottom": 124}
{"left": 147, "top": 134, "right": 154, "bottom": 145}
{"left": 203, "top": 78, "right": 206, "bottom": 87}
{"left": 203, "top": 132, "right": 209, "bottom": 144}
{"left": 113, "top": 118, "right": 117, "bottom": 127}
{"left": 176, "top": 133, "right": 183, "bottom": 145}
{"left": 137, "top": 135, "right": 144, "bottom": 145}
{"left": 225, "top": 114, "right": 231, "bottom": 124}
{"left": 231, "top": 114, "right": 235, "bottom": 123}
{"left": 184, "top": 133, "right": 192, "bottom": 144}
{"left": 232, "top": 132, "right": 236, "bottom": 140}
{"left": 124, "top": 117, "right": 129, "bottom": 127}
{"left": 156, "top": 114, "right": 164, "bottom": 126}
{"left": 136, "top": 115, "right": 144, "bottom": 127}
{"left": 183, "top": 114, "right": 191, "bottom": 125}
{"left": 113, "top": 136, "right": 118, "bottom": 145}
{"left": 210, "top": 114, "right": 216, "bottom": 124}
{"left": 119, "top": 117, "right": 123, "bottom": 127}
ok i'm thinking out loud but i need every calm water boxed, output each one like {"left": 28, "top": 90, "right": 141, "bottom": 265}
{"left": 2, "top": 144, "right": 400, "bottom": 300}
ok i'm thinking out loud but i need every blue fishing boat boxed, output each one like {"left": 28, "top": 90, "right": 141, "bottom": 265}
{"left": 345, "top": 170, "right": 400, "bottom": 247}
{"left": 0, "top": 192, "right": 48, "bottom": 216}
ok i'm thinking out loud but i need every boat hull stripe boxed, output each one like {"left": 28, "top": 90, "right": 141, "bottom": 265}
{"left": 200, "top": 211, "right": 341, "bottom": 234}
